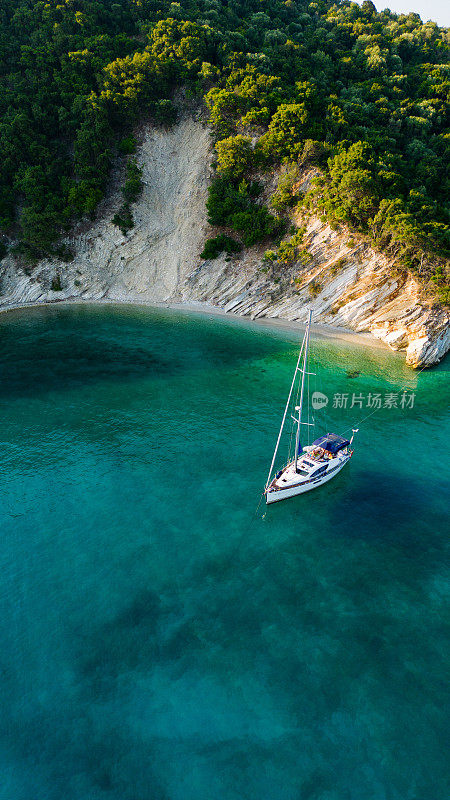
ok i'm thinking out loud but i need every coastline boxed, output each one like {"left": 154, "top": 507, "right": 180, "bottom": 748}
{"left": 0, "top": 296, "right": 391, "bottom": 351}
{"left": 0, "top": 113, "right": 447, "bottom": 369}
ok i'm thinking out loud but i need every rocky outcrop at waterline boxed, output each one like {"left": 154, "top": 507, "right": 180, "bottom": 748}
{"left": 180, "top": 213, "right": 450, "bottom": 369}
{"left": 0, "top": 117, "right": 448, "bottom": 369}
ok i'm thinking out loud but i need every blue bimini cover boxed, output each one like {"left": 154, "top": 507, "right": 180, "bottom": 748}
{"left": 311, "top": 433, "right": 350, "bottom": 454}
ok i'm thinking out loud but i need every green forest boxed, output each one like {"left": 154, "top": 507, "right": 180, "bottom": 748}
{"left": 0, "top": 0, "right": 448, "bottom": 298}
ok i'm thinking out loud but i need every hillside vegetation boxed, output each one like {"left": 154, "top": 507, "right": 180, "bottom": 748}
{"left": 0, "top": 0, "right": 448, "bottom": 298}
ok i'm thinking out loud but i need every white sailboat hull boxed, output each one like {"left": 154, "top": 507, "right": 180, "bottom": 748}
{"left": 263, "top": 309, "right": 358, "bottom": 505}
{"left": 265, "top": 455, "right": 350, "bottom": 504}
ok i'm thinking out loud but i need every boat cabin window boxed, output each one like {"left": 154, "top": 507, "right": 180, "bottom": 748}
{"left": 298, "top": 469, "right": 309, "bottom": 476}
{"left": 311, "top": 464, "right": 328, "bottom": 476}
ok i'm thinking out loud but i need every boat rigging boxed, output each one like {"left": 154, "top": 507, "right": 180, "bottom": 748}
{"left": 265, "top": 309, "right": 358, "bottom": 504}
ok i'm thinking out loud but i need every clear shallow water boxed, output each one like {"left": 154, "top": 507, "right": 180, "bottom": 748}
{"left": 0, "top": 304, "right": 448, "bottom": 800}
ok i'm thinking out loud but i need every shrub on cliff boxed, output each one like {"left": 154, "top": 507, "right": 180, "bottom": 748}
{"left": 119, "top": 137, "right": 137, "bottom": 156}
{"left": 122, "top": 160, "right": 143, "bottom": 204}
{"left": 270, "top": 166, "right": 301, "bottom": 215}
{"left": 112, "top": 205, "right": 133, "bottom": 236}
{"left": 206, "top": 178, "right": 260, "bottom": 227}
{"left": 113, "top": 159, "right": 143, "bottom": 235}
{"left": 200, "top": 234, "right": 242, "bottom": 259}
{"left": 206, "top": 177, "right": 281, "bottom": 246}
{"left": 231, "top": 208, "right": 283, "bottom": 247}
{"left": 216, "top": 136, "right": 254, "bottom": 179}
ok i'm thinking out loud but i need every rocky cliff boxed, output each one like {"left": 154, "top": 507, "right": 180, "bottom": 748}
{"left": 1, "top": 117, "right": 448, "bottom": 368}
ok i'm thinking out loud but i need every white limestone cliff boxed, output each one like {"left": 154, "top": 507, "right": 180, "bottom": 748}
{"left": 0, "top": 117, "right": 448, "bottom": 368}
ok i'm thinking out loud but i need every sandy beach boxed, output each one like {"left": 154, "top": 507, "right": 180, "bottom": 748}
{"left": 0, "top": 296, "right": 391, "bottom": 351}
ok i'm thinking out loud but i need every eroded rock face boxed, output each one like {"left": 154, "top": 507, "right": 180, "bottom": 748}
{"left": 0, "top": 118, "right": 212, "bottom": 307}
{"left": 180, "top": 214, "right": 450, "bottom": 368}
{"left": 0, "top": 117, "right": 448, "bottom": 368}
{"left": 405, "top": 318, "right": 450, "bottom": 368}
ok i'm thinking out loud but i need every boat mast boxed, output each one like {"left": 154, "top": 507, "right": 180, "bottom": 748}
{"left": 265, "top": 330, "right": 307, "bottom": 489}
{"left": 295, "top": 309, "right": 312, "bottom": 472}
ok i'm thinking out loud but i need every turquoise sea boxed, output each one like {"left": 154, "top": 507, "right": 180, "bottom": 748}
{"left": 0, "top": 304, "right": 448, "bottom": 800}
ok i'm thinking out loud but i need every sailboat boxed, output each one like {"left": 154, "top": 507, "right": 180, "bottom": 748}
{"left": 265, "top": 310, "right": 358, "bottom": 504}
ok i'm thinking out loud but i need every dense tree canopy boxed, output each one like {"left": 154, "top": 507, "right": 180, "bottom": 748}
{"left": 0, "top": 0, "right": 448, "bottom": 295}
